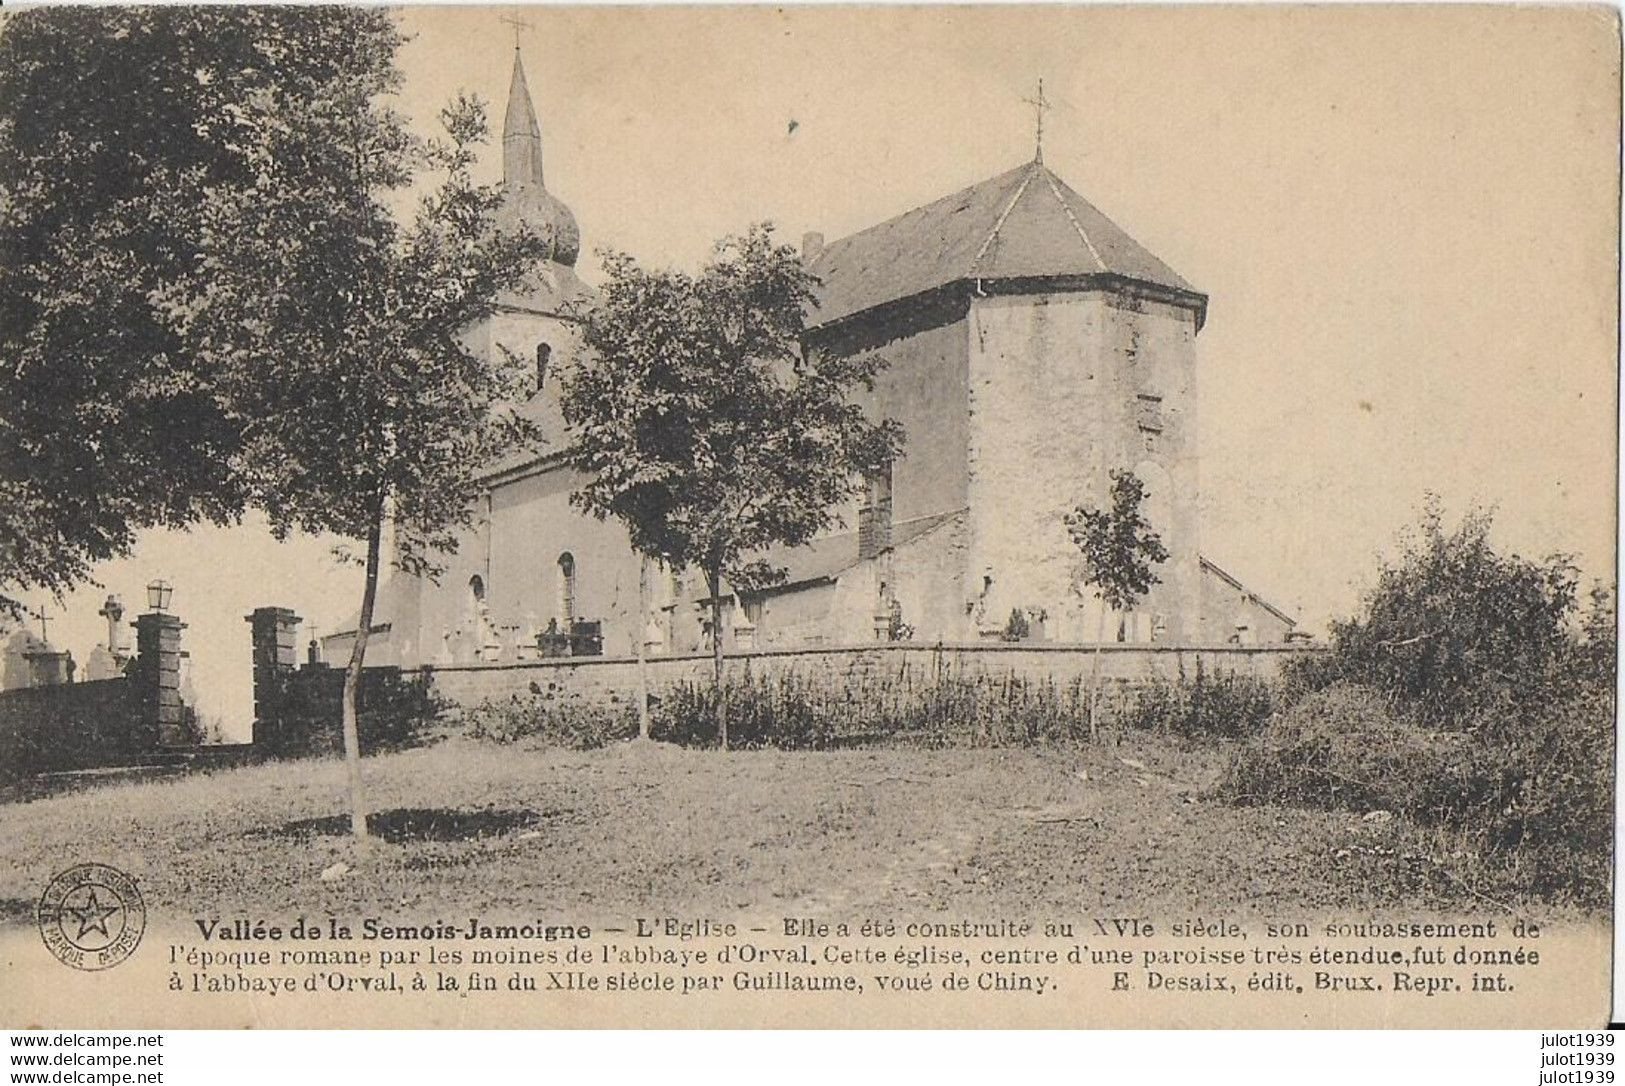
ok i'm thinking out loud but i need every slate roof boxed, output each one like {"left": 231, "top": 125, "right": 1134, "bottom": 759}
{"left": 692, "top": 509, "right": 967, "bottom": 604}
{"left": 763, "top": 508, "right": 964, "bottom": 592}
{"left": 1199, "top": 555, "right": 1297, "bottom": 628}
{"left": 806, "top": 159, "right": 1204, "bottom": 329}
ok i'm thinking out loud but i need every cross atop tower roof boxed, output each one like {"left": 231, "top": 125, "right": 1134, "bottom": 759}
{"left": 1022, "top": 78, "right": 1052, "bottom": 164}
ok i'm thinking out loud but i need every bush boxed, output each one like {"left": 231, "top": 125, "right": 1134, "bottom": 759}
{"left": 1282, "top": 501, "right": 1579, "bottom": 725}
{"left": 1217, "top": 680, "right": 1614, "bottom": 907}
{"left": 1232, "top": 502, "right": 1616, "bottom": 905}
{"left": 597, "top": 664, "right": 1275, "bottom": 750}
{"left": 268, "top": 668, "right": 446, "bottom": 757}
{"left": 1117, "top": 660, "right": 1275, "bottom": 740}
{"left": 1457, "top": 685, "right": 1613, "bottom": 903}
{"left": 1218, "top": 683, "right": 1458, "bottom": 811}
{"left": 653, "top": 674, "right": 842, "bottom": 750}
{"left": 462, "top": 680, "right": 636, "bottom": 750}
{"left": 461, "top": 661, "right": 1283, "bottom": 752}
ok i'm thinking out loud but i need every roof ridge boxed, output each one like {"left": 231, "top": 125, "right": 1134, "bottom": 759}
{"left": 1038, "top": 166, "right": 1107, "bottom": 273}
{"left": 816, "top": 163, "right": 1031, "bottom": 262}
{"left": 968, "top": 163, "right": 1041, "bottom": 275}
{"left": 1198, "top": 555, "right": 1297, "bottom": 628}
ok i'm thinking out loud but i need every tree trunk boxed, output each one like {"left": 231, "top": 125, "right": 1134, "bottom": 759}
{"left": 707, "top": 566, "right": 727, "bottom": 751}
{"left": 341, "top": 509, "right": 384, "bottom": 841}
{"left": 637, "top": 555, "right": 651, "bottom": 742}
{"left": 1087, "top": 602, "right": 1108, "bottom": 743}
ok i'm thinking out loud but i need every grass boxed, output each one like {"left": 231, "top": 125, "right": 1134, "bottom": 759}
{"left": 0, "top": 735, "right": 1592, "bottom": 927}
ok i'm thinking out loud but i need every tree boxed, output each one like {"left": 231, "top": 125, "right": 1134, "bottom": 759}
{"left": 1289, "top": 499, "right": 1581, "bottom": 726}
{"left": 0, "top": 7, "right": 407, "bottom": 617}
{"left": 172, "top": 34, "right": 550, "bottom": 838}
{"left": 1066, "top": 469, "right": 1170, "bottom": 740}
{"left": 563, "top": 225, "right": 902, "bottom": 750}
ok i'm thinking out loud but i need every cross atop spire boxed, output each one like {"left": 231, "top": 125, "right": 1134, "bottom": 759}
{"left": 1022, "top": 78, "right": 1052, "bottom": 164}
{"left": 498, "top": 13, "right": 533, "bottom": 50}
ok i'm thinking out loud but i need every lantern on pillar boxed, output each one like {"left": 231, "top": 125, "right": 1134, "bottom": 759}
{"left": 146, "top": 579, "right": 173, "bottom": 613}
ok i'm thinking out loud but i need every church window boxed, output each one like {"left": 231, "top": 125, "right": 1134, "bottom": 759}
{"left": 557, "top": 553, "right": 577, "bottom": 628}
{"left": 469, "top": 574, "right": 485, "bottom": 603}
{"left": 535, "top": 343, "right": 552, "bottom": 394}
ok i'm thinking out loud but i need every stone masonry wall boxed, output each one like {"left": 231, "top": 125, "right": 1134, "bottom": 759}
{"left": 965, "top": 288, "right": 1202, "bottom": 643}
{"left": 0, "top": 678, "right": 143, "bottom": 780}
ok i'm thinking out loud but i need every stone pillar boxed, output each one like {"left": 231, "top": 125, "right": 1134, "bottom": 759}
{"left": 247, "top": 607, "right": 301, "bottom": 748}
{"left": 133, "top": 612, "right": 186, "bottom": 749}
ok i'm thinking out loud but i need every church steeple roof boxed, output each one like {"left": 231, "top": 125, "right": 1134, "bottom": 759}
{"left": 498, "top": 47, "right": 579, "bottom": 267}
{"left": 503, "top": 48, "right": 546, "bottom": 189}
{"left": 806, "top": 159, "right": 1205, "bottom": 330}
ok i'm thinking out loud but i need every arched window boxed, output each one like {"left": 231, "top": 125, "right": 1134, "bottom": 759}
{"left": 535, "top": 343, "right": 552, "bottom": 394}
{"left": 557, "top": 553, "right": 576, "bottom": 629}
{"left": 469, "top": 574, "right": 485, "bottom": 604}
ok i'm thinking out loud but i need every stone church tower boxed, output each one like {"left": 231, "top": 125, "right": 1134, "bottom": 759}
{"left": 361, "top": 44, "right": 599, "bottom": 668}
{"left": 800, "top": 158, "right": 1211, "bottom": 645}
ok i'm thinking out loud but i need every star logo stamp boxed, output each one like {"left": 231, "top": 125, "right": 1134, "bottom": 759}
{"left": 37, "top": 863, "right": 146, "bottom": 971}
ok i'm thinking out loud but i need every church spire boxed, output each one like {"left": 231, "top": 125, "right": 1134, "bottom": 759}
{"left": 503, "top": 48, "right": 546, "bottom": 192}
{"left": 494, "top": 40, "right": 581, "bottom": 268}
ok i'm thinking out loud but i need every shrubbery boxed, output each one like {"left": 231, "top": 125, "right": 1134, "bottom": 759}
{"left": 1218, "top": 683, "right": 1467, "bottom": 812}
{"left": 1278, "top": 502, "right": 1582, "bottom": 724}
{"left": 1116, "top": 660, "right": 1275, "bottom": 740}
{"left": 652, "top": 675, "right": 845, "bottom": 749}
{"left": 1219, "top": 502, "right": 1616, "bottom": 907}
{"left": 1219, "top": 680, "right": 1612, "bottom": 905}
{"left": 268, "top": 668, "right": 446, "bottom": 757}
{"left": 461, "top": 681, "right": 636, "bottom": 750}
{"left": 464, "top": 663, "right": 1275, "bottom": 752}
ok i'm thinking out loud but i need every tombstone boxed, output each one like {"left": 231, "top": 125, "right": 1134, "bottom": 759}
{"left": 474, "top": 601, "right": 502, "bottom": 661}
{"left": 85, "top": 594, "right": 134, "bottom": 681}
{"left": 0, "top": 628, "right": 46, "bottom": 690}
{"left": 23, "top": 643, "right": 73, "bottom": 687}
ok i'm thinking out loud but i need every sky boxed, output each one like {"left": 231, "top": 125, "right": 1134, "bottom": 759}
{"left": 13, "top": 4, "right": 1619, "bottom": 736}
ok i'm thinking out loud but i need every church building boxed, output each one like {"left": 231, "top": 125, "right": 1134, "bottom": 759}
{"left": 330, "top": 48, "right": 1295, "bottom": 669}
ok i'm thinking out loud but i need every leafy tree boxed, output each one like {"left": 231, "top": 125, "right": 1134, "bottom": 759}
{"left": 562, "top": 225, "right": 903, "bottom": 750}
{"left": 1066, "top": 469, "right": 1169, "bottom": 739}
{"left": 172, "top": 35, "right": 550, "bottom": 838}
{"left": 1288, "top": 499, "right": 1582, "bottom": 726}
{"left": 1573, "top": 581, "right": 1617, "bottom": 695}
{"left": 0, "top": 7, "right": 401, "bottom": 617}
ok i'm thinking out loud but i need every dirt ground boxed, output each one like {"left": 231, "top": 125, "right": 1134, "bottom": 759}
{"left": 0, "top": 736, "right": 1585, "bottom": 928}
